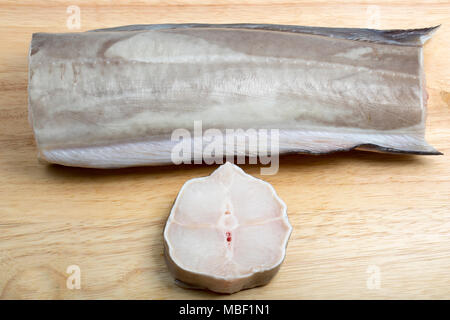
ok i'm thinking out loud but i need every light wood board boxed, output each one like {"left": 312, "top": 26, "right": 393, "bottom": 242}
{"left": 0, "top": 0, "right": 449, "bottom": 299}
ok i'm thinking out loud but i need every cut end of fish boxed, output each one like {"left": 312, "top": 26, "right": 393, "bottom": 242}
{"left": 163, "top": 162, "right": 291, "bottom": 294}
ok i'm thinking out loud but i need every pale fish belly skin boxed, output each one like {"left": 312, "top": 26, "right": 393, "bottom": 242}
{"left": 28, "top": 24, "right": 441, "bottom": 168}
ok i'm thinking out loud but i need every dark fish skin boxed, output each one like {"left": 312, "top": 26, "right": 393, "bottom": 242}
{"left": 91, "top": 23, "right": 440, "bottom": 47}
{"left": 28, "top": 24, "right": 441, "bottom": 168}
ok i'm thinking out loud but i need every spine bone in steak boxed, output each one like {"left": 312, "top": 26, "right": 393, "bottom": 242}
{"left": 163, "top": 162, "right": 292, "bottom": 294}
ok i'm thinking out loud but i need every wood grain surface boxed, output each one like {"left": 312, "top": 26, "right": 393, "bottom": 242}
{"left": 0, "top": 0, "right": 449, "bottom": 299}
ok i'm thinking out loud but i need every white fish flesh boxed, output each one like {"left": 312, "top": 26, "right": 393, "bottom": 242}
{"left": 27, "top": 24, "right": 442, "bottom": 168}
{"left": 164, "top": 162, "right": 291, "bottom": 293}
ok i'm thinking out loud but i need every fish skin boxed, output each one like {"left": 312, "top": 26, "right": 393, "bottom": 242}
{"left": 28, "top": 24, "right": 441, "bottom": 168}
{"left": 91, "top": 23, "right": 440, "bottom": 47}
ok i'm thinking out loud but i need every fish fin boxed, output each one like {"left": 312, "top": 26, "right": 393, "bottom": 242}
{"left": 355, "top": 143, "right": 443, "bottom": 155}
{"left": 369, "top": 25, "right": 441, "bottom": 45}
{"left": 89, "top": 23, "right": 440, "bottom": 46}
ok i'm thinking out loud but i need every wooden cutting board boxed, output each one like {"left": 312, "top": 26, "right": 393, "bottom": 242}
{"left": 0, "top": 0, "right": 449, "bottom": 299}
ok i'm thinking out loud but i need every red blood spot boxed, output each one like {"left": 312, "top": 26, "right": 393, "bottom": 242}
{"left": 226, "top": 232, "right": 232, "bottom": 242}
{"left": 225, "top": 210, "right": 230, "bottom": 215}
